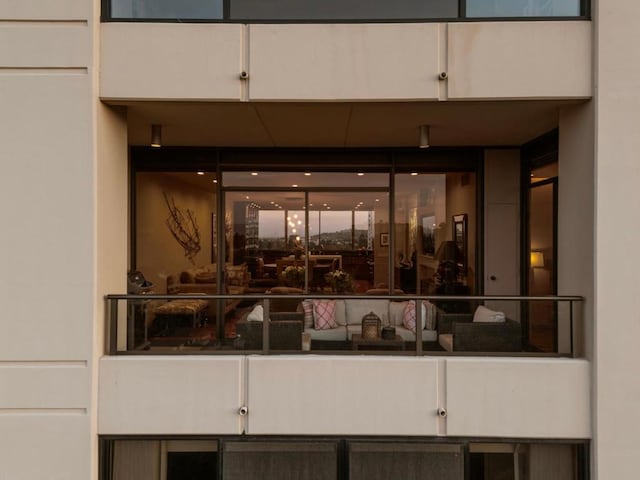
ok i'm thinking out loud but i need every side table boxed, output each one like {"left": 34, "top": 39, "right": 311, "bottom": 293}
{"left": 351, "top": 334, "right": 405, "bottom": 351}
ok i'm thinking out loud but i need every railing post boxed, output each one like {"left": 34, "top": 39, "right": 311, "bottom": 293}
{"left": 263, "top": 298, "right": 270, "bottom": 354}
{"left": 108, "top": 298, "right": 118, "bottom": 355}
{"left": 415, "top": 298, "right": 423, "bottom": 356}
{"left": 570, "top": 300, "right": 575, "bottom": 357}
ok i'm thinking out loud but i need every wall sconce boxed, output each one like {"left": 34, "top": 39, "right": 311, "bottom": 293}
{"left": 151, "top": 124, "right": 162, "bottom": 148}
{"left": 419, "top": 125, "right": 430, "bottom": 148}
{"left": 530, "top": 251, "right": 544, "bottom": 268}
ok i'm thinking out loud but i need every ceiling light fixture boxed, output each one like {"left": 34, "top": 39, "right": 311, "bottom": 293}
{"left": 292, "top": 184, "right": 298, "bottom": 188}
{"left": 197, "top": 171, "right": 205, "bottom": 175}
{"left": 151, "top": 124, "right": 162, "bottom": 148}
{"left": 304, "top": 172, "right": 312, "bottom": 176}
{"left": 357, "top": 172, "right": 365, "bottom": 176}
{"left": 251, "top": 172, "right": 258, "bottom": 176}
{"left": 419, "top": 125, "right": 430, "bottom": 148}
{"left": 411, "top": 172, "right": 419, "bottom": 176}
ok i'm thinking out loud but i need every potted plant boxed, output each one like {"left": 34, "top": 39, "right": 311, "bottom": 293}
{"left": 327, "top": 269, "right": 354, "bottom": 293}
{"left": 281, "top": 265, "right": 305, "bottom": 288}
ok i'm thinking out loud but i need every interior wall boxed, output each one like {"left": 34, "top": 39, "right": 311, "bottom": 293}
{"left": 135, "top": 173, "right": 215, "bottom": 291}
{"left": 484, "top": 150, "right": 521, "bottom": 319}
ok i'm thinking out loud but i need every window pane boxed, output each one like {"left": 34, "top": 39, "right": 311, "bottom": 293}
{"left": 466, "top": 0, "right": 579, "bottom": 18}
{"left": 230, "top": 0, "right": 457, "bottom": 20}
{"left": 111, "top": 0, "right": 223, "bottom": 19}
{"left": 349, "top": 443, "right": 464, "bottom": 480}
{"left": 394, "top": 172, "right": 476, "bottom": 297}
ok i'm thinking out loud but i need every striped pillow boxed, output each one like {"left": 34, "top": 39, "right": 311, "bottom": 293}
{"left": 301, "top": 300, "right": 314, "bottom": 329}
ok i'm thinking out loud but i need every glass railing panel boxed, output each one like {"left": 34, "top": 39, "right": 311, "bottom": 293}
{"left": 466, "top": 0, "right": 580, "bottom": 18}
{"left": 108, "top": 294, "right": 583, "bottom": 356}
{"left": 229, "top": 0, "right": 457, "bottom": 21}
{"left": 110, "top": 0, "right": 223, "bottom": 20}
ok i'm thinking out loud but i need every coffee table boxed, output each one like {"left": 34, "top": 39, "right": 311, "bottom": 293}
{"left": 351, "top": 334, "right": 405, "bottom": 351}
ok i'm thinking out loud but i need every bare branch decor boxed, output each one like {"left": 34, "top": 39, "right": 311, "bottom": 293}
{"left": 164, "top": 192, "right": 201, "bottom": 264}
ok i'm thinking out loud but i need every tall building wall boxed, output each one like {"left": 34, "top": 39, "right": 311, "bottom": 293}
{"left": 0, "top": 1, "right": 97, "bottom": 479}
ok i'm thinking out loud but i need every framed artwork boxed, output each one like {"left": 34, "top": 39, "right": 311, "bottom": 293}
{"left": 452, "top": 214, "right": 468, "bottom": 273}
{"left": 379, "top": 233, "right": 389, "bottom": 247}
{"left": 421, "top": 215, "right": 436, "bottom": 255}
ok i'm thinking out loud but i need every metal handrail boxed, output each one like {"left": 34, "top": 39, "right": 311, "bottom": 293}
{"left": 106, "top": 293, "right": 583, "bottom": 357}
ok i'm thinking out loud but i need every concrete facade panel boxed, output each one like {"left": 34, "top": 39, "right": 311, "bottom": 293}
{"left": 446, "top": 358, "right": 591, "bottom": 438}
{"left": 0, "top": 74, "right": 94, "bottom": 361}
{"left": 249, "top": 23, "right": 440, "bottom": 100}
{"left": 448, "top": 21, "right": 592, "bottom": 100}
{"left": 100, "top": 23, "right": 243, "bottom": 100}
{"left": 0, "top": 415, "right": 90, "bottom": 480}
{"left": 0, "top": 0, "right": 90, "bottom": 19}
{"left": 247, "top": 356, "right": 440, "bottom": 435}
{"left": 0, "top": 363, "right": 89, "bottom": 408}
{"left": 0, "top": 23, "right": 90, "bottom": 67}
{"left": 98, "top": 357, "right": 245, "bottom": 434}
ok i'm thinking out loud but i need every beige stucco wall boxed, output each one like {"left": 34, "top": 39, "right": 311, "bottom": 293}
{"left": 100, "top": 21, "right": 592, "bottom": 102}
{"left": 593, "top": 0, "right": 640, "bottom": 477}
{"left": 0, "top": 1, "right": 95, "bottom": 479}
{"left": 99, "top": 356, "right": 591, "bottom": 439}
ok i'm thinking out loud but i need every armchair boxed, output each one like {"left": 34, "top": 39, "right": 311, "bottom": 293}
{"left": 437, "top": 307, "right": 522, "bottom": 352}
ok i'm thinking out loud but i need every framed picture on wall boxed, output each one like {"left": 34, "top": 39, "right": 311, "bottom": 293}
{"left": 379, "top": 233, "right": 389, "bottom": 247}
{"left": 452, "top": 214, "right": 468, "bottom": 274}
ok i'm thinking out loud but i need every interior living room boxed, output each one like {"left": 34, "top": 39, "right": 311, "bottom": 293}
{"left": 116, "top": 136, "right": 572, "bottom": 356}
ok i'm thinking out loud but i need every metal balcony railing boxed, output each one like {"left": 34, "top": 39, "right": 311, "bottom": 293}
{"left": 105, "top": 293, "right": 583, "bottom": 357}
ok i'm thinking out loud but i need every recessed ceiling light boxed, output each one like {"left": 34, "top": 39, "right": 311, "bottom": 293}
{"left": 323, "top": 203, "right": 328, "bottom": 207}
{"left": 270, "top": 201, "right": 275, "bottom": 204}
{"left": 327, "top": 206, "right": 331, "bottom": 209}
{"left": 213, "top": 179, "right": 218, "bottom": 183}
{"left": 292, "top": 184, "right": 298, "bottom": 188}
{"left": 357, "top": 172, "right": 365, "bottom": 176}
{"left": 251, "top": 172, "right": 258, "bottom": 176}
{"left": 197, "top": 171, "right": 205, "bottom": 175}
{"left": 292, "top": 228, "right": 297, "bottom": 233}
{"left": 411, "top": 172, "right": 418, "bottom": 176}
{"left": 359, "top": 202, "right": 364, "bottom": 205}
{"left": 375, "top": 199, "right": 380, "bottom": 202}
{"left": 304, "top": 172, "right": 311, "bottom": 176}
{"left": 245, "top": 196, "right": 250, "bottom": 200}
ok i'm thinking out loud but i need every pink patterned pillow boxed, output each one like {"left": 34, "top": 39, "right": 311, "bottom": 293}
{"left": 312, "top": 300, "right": 338, "bottom": 330}
{"left": 402, "top": 301, "right": 417, "bottom": 332}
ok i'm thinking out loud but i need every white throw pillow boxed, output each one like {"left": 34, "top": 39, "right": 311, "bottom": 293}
{"left": 247, "top": 304, "right": 264, "bottom": 322}
{"left": 473, "top": 305, "right": 506, "bottom": 323}
{"left": 389, "top": 301, "right": 409, "bottom": 326}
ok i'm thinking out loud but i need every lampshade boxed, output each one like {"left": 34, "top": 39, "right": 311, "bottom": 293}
{"left": 530, "top": 251, "right": 544, "bottom": 268}
{"left": 435, "top": 240, "right": 462, "bottom": 263}
{"left": 419, "top": 125, "right": 430, "bottom": 148}
{"left": 151, "top": 124, "right": 162, "bottom": 148}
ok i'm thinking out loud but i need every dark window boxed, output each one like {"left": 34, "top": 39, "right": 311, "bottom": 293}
{"left": 167, "top": 452, "right": 217, "bottom": 480}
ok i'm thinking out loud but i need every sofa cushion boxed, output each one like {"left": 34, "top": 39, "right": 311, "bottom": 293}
{"left": 247, "top": 304, "right": 264, "bottom": 322}
{"left": 334, "top": 300, "right": 347, "bottom": 326}
{"left": 402, "top": 301, "right": 418, "bottom": 331}
{"left": 389, "top": 301, "right": 410, "bottom": 326}
{"left": 473, "top": 305, "right": 506, "bottom": 323}
{"left": 313, "top": 299, "right": 338, "bottom": 330}
{"left": 195, "top": 272, "right": 216, "bottom": 283}
{"left": 306, "top": 325, "right": 347, "bottom": 341}
{"left": 345, "top": 299, "right": 388, "bottom": 325}
{"left": 180, "top": 269, "right": 197, "bottom": 284}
